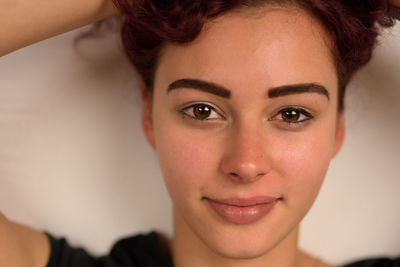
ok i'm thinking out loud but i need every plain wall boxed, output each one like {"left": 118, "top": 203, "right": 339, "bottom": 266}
{"left": 0, "top": 23, "right": 399, "bottom": 266}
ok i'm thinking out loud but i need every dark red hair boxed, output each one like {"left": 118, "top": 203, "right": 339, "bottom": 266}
{"left": 112, "top": 0, "right": 395, "bottom": 110}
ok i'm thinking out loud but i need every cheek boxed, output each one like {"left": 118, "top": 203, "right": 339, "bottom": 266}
{"left": 154, "top": 125, "right": 218, "bottom": 202}
{"left": 273, "top": 126, "right": 336, "bottom": 207}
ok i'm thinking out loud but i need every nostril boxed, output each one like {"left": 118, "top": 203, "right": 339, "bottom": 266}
{"left": 220, "top": 151, "right": 271, "bottom": 183}
{"left": 228, "top": 171, "right": 265, "bottom": 183}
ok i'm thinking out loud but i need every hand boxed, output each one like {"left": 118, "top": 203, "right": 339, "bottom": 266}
{"left": 389, "top": 0, "right": 400, "bottom": 20}
{"left": 390, "top": 0, "right": 400, "bottom": 8}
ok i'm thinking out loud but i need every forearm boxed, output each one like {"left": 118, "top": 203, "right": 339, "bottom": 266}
{"left": 0, "top": 0, "right": 118, "bottom": 56}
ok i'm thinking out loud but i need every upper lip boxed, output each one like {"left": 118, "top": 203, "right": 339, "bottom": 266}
{"left": 205, "top": 196, "right": 281, "bottom": 207}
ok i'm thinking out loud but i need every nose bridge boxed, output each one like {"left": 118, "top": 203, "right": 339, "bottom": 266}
{"left": 220, "top": 118, "right": 269, "bottom": 183}
{"left": 235, "top": 120, "right": 263, "bottom": 159}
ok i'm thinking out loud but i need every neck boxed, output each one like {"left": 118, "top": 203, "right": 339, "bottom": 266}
{"left": 171, "top": 210, "right": 305, "bottom": 267}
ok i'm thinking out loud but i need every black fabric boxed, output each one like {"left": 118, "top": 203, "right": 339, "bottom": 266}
{"left": 343, "top": 258, "right": 400, "bottom": 267}
{"left": 46, "top": 231, "right": 399, "bottom": 267}
{"left": 45, "top": 232, "right": 173, "bottom": 267}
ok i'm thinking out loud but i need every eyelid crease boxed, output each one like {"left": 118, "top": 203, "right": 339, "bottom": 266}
{"left": 181, "top": 101, "right": 220, "bottom": 112}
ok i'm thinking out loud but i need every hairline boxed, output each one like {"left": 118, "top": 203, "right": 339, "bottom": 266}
{"left": 150, "top": 1, "right": 342, "bottom": 111}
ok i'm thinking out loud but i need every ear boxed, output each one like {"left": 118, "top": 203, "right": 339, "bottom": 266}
{"left": 141, "top": 84, "right": 156, "bottom": 149}
{"left": 332, "top": 110, "right": 345, "bottom": 158}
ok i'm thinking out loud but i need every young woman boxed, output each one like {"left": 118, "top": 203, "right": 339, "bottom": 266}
{"left": 1, "top": 1, "right": 399, "bottom": 267}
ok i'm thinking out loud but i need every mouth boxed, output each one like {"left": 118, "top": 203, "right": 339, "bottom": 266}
{"left": 204, "top": 196, "right": 281, "bottom": 224}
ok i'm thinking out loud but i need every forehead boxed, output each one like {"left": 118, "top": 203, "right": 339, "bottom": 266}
{"left": 155, "top": 6, "right": 337, "bottom": 96}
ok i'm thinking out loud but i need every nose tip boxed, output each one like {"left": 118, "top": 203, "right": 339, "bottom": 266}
{"left": 226, "top": 162, "right": 267, "bottom": 183}
{"left": 219, "top": 121, "right": 271, "bottom": 183}
{"left": 220, "top": 139, "right": 270, "bottom": 183}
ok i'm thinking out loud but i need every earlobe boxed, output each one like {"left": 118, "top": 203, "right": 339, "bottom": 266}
{"left": 332, "top": 111, "right": 345, "bottom": 158}
{"left": 141, "top": 85, "right": 156, "bottom": 149}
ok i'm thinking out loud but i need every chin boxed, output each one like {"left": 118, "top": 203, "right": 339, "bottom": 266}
{"left": 196, "top": 224, "right": 287, "bottom": 260}
{"left": 175, "top": 200, "right": 301, "bottom": 261}
{"left": 212, "top": 244, "right": 272, "bottom": 260}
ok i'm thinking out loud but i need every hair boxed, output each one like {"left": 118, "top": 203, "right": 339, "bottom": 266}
{"left": 111, "top": 0, "right": 395, "bottom": 110}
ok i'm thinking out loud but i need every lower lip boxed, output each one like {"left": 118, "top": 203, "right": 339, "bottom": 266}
{"left": 206, "top": 199, "right": 279, "bottom": 224}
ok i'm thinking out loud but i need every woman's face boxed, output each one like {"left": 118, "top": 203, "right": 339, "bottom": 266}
{"left": 143, "top": 7, "right": 344, "bottom": 259}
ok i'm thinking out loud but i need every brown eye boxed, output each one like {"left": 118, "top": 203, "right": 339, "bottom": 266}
{"left": 193, "top": 104, "right": 212, "bottom": 120}
{"left": 281, "top": 109, "right": 300, "bottom": 122}
{"left": 273, "top": 107, "right": 313, "bottom": 124}
{"left": 182, "top": 103, "right": 222, "bottom": 121}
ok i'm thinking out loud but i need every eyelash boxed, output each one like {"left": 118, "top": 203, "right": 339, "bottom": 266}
{"left": 180, "top": 103, "right": 223, "bottom": 121}
{"left": 270, "top": 106, "right": 314, "bottom": 125}
{"left": 180, "top": 103, "right": 313, "bottom": 124}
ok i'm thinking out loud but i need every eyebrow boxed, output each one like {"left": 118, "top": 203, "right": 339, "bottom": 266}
{"left": 167, "top": 78, "right": 329, "bottom": 100}
{"left": 167, "top": 79, "right": 231, "bottom": 98}
{"left": 268, "top": 83, "right": 330, "bottom": 100}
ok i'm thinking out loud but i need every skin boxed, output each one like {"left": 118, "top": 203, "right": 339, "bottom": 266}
{"left": 142, "top": 6, "right": 344, "bottom": 267}
{"left": 0, "top": 213, "right": 49, "bottom": 267}
{"left": 0, "top": 0, "right": 116, "bottom": 56}
{"left": 391, "top": 0, "right": 400, "bottom": 7}
{"left": 0, "top": 3, "right": 116, "bottom": 266}
{"left": 5, "top": 1, "right": 399, "bottom": 267}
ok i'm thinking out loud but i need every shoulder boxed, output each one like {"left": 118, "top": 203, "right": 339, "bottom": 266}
{"left": 0, "top": 213, "right": 50, "bottom": 267}
{"left": 343, "top": 258, "right": 400, "bottom": 267}
{"left": 105, "top": 232, "right": 172, "bottom": 266}
{"left": 298, "top": 250, "right": 334, "bottom": 267}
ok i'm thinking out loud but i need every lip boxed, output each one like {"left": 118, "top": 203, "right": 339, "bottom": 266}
{"left": 205, "top": 196, "right": 280, "bottom": 224}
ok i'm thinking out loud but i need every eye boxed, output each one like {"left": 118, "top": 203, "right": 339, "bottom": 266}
{"left": 181, "top": 103, "right": 223, "bottom": 121}
{"left": 271, "top": 107, "right": 313, "bottom": 124}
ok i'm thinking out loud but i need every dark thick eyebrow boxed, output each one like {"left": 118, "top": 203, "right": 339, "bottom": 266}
{"left": 268, "top": 83, "right": 330, "bottom": 100}
{"left": 167, "top": 79, "right": 329, "bottom": 100}
{"left": 167, "top": 78, "right": 231, "bottom": 98}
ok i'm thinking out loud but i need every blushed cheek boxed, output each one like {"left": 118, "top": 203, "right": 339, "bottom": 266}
{"left": 277, "top": 134, "right": 333, "bottom": 204}
{"left": 156, "top": 129, "right": 217, "bottom": 201}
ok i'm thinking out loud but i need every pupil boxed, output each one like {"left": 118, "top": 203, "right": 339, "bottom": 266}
{"left": 194, "top": 105, "right": 211, "bottom": 119}
{"left": 283, "top": 110, "right": 299, "bottom": 122}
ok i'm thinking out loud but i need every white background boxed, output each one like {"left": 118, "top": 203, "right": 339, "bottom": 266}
{"left": 0, "top": 21, "right": 399, "bottom": 266}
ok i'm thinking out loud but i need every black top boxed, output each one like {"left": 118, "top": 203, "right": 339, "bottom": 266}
{"left": 46, "top": 232, "right": 399, "bottom": 267}
{"left": 343, "top": 259, "right": 400, "bottom": 267}
{"left": 46, "top": 232, "right": 173, "bottom": 267}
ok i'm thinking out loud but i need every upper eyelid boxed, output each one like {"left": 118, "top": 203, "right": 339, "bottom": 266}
{"left": 274, "top": 106, "right": 313, "bottom": 116}
{"left": 182, "top": 101, "right": 216, "bottom": 108}
{"left": 182, "top": 102, "right": 223, "bottom": 114}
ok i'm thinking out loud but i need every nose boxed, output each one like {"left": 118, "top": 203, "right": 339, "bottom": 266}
{"left": 219, "top": 123, "right": 271, "bottom": 184}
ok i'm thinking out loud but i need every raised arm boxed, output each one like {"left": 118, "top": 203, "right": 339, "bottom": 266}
{"left": 392, "top": 0, "right": 400, "bottom": 6}
{"left": 0, "top": 1, "right": 119, "bottom": 265}
{"left": 390, "top": 0, "right": 400, "bottom": 18}
{"left": 0, "top": 0, "right": 118, "bottom": 56}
